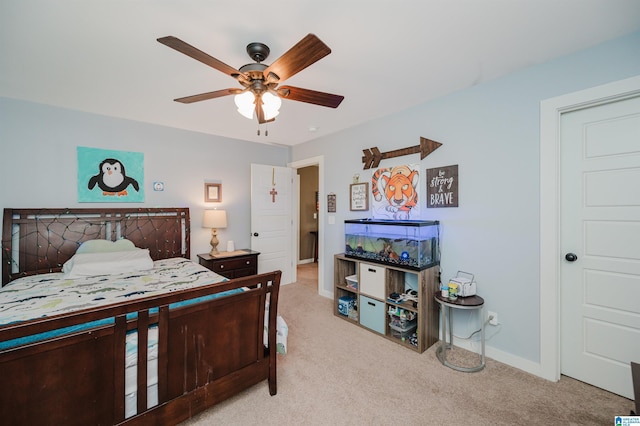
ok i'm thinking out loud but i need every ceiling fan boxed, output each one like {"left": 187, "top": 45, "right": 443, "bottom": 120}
{"left": 157, "top": 33, "right": 344, "bottom": 124}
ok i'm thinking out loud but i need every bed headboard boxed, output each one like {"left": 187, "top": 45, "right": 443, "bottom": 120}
{"left": 2, "top": 207, "right": 190, "bottom": 286}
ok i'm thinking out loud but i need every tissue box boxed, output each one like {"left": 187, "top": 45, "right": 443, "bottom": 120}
{"left": 338, "top": 296, "right": 356, "bottom": 316}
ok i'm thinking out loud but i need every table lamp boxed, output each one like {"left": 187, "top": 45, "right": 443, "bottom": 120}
{"left": 203, "top": 209, "right": 227, "bottom": 255}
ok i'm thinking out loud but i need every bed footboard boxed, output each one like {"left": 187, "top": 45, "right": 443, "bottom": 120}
{"left": 0, "top": 271, "right": 281, "bottom": 426}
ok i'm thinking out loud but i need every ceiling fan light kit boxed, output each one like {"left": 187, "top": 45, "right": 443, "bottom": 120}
{"left": 157, "top": 34, "right": 344, "bottom": 126}
{"left": 234, "top": 91, "right": 255, "bottom": 119}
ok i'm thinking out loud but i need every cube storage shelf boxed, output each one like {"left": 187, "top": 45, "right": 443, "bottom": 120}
{"left": 334, "top": 253, "right": 440, "bottom": 353}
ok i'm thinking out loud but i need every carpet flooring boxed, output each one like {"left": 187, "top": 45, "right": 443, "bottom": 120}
{"left": 181, "top": 263, "right": 634, "bottom": 425}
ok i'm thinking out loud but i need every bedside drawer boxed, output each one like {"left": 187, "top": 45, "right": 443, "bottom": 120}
{"left": 359, "top": 295, "right": 385, "bottom": 334}
{"left": 359, "top": 263, "right": 385, "bottom": 300}
{"left": 212, "top": 256, "right": 256, "bottom": 275}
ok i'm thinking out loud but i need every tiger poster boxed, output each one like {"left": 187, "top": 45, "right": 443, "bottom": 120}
{"left": 370, "top": 164, "right": 420, "bottom": 220}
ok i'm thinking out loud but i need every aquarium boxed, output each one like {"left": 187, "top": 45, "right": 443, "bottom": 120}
{"left": 344, "top": 219, "right": 440, "bottom": 270}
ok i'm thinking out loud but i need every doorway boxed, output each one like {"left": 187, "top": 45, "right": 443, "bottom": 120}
{"left": 297, "top": 165, "right": 319, "bottom": 265}
{"left": 540, "top": 75, "right": 640, "bottom": 397}
{"left": 289, "top": 156, "right": 325, "bottom": 296}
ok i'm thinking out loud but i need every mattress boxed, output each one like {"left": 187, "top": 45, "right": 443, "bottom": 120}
{"left": 125, "top": 325, "right": 159, "bottom": 418}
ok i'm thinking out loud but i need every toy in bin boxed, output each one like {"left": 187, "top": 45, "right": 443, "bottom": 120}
{"left": 448, "top": 271, "right": 477, "bottom": 297}
{"left": 338, "top": 295, "right": 356, "bottom": 316}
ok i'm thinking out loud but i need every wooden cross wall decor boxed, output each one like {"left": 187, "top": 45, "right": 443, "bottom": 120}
{"left": 270, "top": 167, "right": 277, "bottom": 203}
{"left": 361, "top": 137, "right": 442, "bottom": 169}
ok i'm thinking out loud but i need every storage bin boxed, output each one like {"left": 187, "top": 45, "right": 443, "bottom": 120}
{"left": 388, "top": 311, "right": 416, "bottom": 329}
{"left": 389, "top": 321, "right": 417, "bottom": 340}
{"left": 359, "top": 263, "right": 385, "bottom": 300}
{"left": 345, "top": 274, "right": 358, "bottom": 290}
{"left": 359, "top": 295, "right": 385, "bottom": 334}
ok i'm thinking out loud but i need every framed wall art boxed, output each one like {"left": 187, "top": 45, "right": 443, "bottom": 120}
{"left": 349, "top": 182, "right": 369, "bottom": 211}
{"left": 327, "top": 193, "right": 336, "bottom": 213}
{"left": 78, "top": 146, "right": 144, "bottom": 203}
{"left": 426, "top": 164, "right": 458, "bottom": 208}
{"left": 204, "top": 183, "right": 222, "bottom": 202}
{"left": 371, "top": 164, "right": 420, "bottom": 220}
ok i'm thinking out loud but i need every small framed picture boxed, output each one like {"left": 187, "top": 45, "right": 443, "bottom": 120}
{"left": 327, "top": 193, "right": 336, "bottom": 213}
{"left": 204, "top": 183, "right": 222, "bottom": 202}
{"left": 350, "top": 182, "right": 369, "bottom": 211}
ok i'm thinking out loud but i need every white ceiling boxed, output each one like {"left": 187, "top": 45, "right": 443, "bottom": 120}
{"left": 2, "top": 1, "right": 640, "bottom": 146}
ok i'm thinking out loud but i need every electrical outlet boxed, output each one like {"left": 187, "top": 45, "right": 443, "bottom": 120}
{"left": 488, "top": 311, "right": 498, "bottom": 326}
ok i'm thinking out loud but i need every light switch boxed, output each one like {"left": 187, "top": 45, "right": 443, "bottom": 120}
{"left": 328, "top": 215, "right": 335, "bottom": 225}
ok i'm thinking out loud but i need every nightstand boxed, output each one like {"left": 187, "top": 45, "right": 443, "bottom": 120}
{"left": 434, "top": 293, "right": 485, "bottom": 372}
{"left": 197, "top": 249, "right": 260, "bottom": 279}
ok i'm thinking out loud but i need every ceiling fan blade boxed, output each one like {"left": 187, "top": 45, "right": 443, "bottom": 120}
{"left": 174, "top": 88, "right": 239, "bottom": 104}
{"left": 263, "top": 34, "right": 331, "bottom": 82}
{"left": 157, "top": 36, "right": 247, "bottom": 83}
{"left": 277, "top": 86, "right": 344, "bottom": 108}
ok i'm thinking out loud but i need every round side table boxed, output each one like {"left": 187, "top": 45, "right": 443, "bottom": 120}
{"left": 434, "top": 293, "right": 486, "bottom": 372}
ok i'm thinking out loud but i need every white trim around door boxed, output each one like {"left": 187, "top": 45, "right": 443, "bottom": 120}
{"left": 539, "top": 75, "right": 640, "bottom": 382}
{"left": 289, "top": 155, "right": 329, "bottom": 298}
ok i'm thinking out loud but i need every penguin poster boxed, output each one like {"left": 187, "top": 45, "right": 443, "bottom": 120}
{"left": 77, "top": 146, "right": 144, "bottom": 202}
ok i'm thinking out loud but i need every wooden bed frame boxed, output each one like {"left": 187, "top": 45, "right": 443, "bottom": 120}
{"left": 0, "top": 208, "right": 281, "bottom": 425}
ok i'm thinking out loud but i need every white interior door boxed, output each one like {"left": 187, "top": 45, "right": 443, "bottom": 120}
{"left": 560, "top": 94, "right": 640, "bottom": 398}
{"left": 251, "top": 164, "right": 294, "bottom": 285}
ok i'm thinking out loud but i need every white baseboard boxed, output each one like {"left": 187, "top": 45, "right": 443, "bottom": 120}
{"left": 297, "top": 258, "right": 315, "bottom": 265}
{"left": 319, "top": 288, "right": 333, "bottom": 299}
{"left": 452, "top": 337, "right": 549, "bottom": 381}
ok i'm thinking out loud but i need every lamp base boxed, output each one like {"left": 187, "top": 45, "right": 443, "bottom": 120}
{"left": 209, "top": 228, "right": 220, "bottom": 256}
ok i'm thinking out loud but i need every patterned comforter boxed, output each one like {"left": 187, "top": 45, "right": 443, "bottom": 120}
{"left": 0, "top": 257, "right": 228, "bottom": 326}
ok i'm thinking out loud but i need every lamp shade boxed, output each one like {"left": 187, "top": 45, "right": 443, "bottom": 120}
{"left": 203, "top": 210, "right": 227, "bottom": 229}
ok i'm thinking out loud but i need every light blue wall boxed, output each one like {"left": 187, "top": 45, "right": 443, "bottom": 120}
{"left": 292, "top": 31, "right": 640, "bottom": 364}
{"left": 0, "top": 99, "right": 290, "bottom": 255}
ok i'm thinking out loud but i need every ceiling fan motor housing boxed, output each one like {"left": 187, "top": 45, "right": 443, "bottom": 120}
{"left": 246, "top": 42, "right": 270, "bottom": 63}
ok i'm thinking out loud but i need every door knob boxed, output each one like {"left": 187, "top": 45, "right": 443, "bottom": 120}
{"left": 565, "top": 253, "right": 578, "bottom": 262}
{"left": 253, "top": 232, "right": 259, "bottom": 237}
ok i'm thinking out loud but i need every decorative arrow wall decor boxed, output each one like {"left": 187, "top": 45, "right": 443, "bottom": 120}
{"left": 361, "top": 137, "right": 442, "bottom": 170}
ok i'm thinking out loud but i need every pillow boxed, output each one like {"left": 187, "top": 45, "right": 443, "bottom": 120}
{"left": 62, "top": 249, "right": 154, "bottom": 278}
{"left": 76, "top": 239, "right": 137, "bottom": 254}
